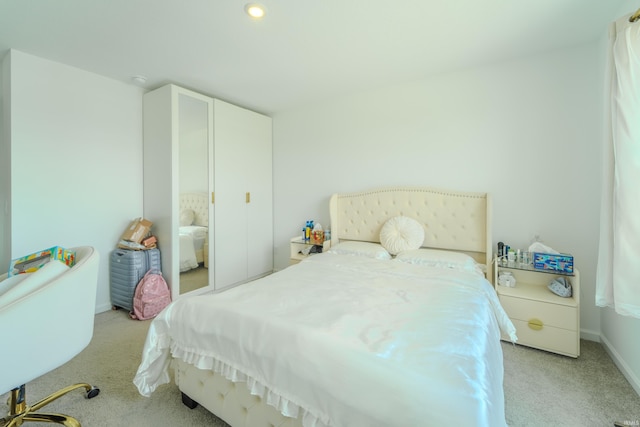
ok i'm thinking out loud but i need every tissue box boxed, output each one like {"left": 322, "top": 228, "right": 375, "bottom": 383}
{"left": 120, "top": 217, "right": 153, "bottom": 243}
{"left": 9, "top": 246, "right": 76, "bottom": 276}
{"left": 533, "top": 252, "right": 574, "bottom": 274}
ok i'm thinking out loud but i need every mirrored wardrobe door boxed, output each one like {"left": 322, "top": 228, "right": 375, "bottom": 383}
{"left": 177, "top": 92, "right": 214, "bottom": 295}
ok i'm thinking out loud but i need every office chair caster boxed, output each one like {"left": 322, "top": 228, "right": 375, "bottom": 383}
{"left": 86, "top": 386, "right": 100, "bottom": 399}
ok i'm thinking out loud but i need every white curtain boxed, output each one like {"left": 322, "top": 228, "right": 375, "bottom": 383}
{"left": 596, "top": 14, "right": 640, "bottom": 318}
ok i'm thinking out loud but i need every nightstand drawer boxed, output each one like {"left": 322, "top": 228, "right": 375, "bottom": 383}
{"left": 504, "top": 318, "right": 579, "bottom": 357}
{"left": 499, "top": 295, "right": 577, "bottom": 330}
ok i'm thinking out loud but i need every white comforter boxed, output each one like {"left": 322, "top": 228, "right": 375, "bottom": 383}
{"left": 134, "top": 253, "right": 516, "bottom": 427}
{"left": 178, "top": 226, "right": 207, "bottom": 272}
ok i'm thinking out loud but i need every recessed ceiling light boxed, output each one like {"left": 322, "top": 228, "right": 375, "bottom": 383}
{"left": 245, "top": 3, "right": 266, "bottom": 19}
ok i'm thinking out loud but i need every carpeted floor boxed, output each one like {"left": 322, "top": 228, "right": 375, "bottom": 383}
{"left": 502, "top": 339, "right": 640, "bottom": 426}
{"left": 1, "top": 310, "right": 227, "bottom": 427}
{"left": 2, "top": 309, "right": 640, "bottom": 426}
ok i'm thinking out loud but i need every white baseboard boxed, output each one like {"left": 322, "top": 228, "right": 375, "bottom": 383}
{"left": 96, "top": 302, "right": 114, "bottom": 314}
{"left": 600, "top": 334, "right": 640, "bottom": 396}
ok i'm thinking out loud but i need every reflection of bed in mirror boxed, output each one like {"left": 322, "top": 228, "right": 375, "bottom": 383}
{"left": 179, "top": 193, "right": 208, "bottom": 272}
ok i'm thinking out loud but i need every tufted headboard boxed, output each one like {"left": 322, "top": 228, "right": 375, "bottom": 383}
{"left": 329, "top": 186, "right": 492, "bottom": 277}
{"left": 179, "top": 193, "right": 209, "bottom": 227}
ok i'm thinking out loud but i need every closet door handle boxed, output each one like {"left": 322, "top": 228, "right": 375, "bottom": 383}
{"left": 246, "top": 192, "right": 251, "bottom": 203}
{"left": 211, "top": 192, "right": 215, "bottom": 204}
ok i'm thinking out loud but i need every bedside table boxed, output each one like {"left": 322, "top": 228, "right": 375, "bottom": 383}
{"left": 494, "top": 258, "right": 580, "bottom": 357}
{"left": 289, "top": 237, "right": 331, "bottom": 265}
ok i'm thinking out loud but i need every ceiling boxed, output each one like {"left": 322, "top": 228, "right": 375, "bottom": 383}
{"left": 0, "top": 1, "right": 631, "bottom": 114}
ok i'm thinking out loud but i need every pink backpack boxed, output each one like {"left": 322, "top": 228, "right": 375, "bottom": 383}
{"left": 130, "top": 270, "right": 171, "bottom": 320}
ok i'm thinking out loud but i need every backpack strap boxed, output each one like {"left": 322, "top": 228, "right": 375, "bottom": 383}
{"left": 129, "top": 270, "right": 153, "bottom": 320}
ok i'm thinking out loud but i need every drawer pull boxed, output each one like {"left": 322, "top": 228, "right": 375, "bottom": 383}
{"left": 528, "top": 318, "right": 544, "bottom": 331}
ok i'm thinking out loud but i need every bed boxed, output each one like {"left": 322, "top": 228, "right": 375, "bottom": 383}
{"left": 179, "top": 193, "right": 209, "bottom": 272}
{"left": 134, "top": 186, "right": 517, "bottom": 427}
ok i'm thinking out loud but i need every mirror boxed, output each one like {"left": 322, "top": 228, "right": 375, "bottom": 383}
{"left": 178, "top": 93, "right": 211, "bottom": 294}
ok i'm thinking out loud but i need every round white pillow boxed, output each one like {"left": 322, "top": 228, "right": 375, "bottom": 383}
{"left": 379, "top": 216, "right": 425, "bottom": 255}
{"left": 179, "top": 209, "right": 195, "bottom": 226}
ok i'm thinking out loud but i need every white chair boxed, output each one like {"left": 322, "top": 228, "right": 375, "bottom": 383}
{"left": 0, "top": 246, "right": 100, "bottom": 427}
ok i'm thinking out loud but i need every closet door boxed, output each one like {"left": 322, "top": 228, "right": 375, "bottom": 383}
{"left": 213, "top": 99, "right": 248, "bottom": 289}
{"left": 245, "top": 112, "right": 272, "bottom": 279}
{"left": 213, "top": 100, "right": 273, "bottom": 290}
{"left": 177, "top": 91, "right": 214, "bottom": 296}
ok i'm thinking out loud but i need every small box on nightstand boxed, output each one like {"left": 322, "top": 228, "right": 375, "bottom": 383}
{"left": 533, "top": 253, "right": 574, "bottom": 274}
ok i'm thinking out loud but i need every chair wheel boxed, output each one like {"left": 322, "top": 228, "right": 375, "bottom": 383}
{"left": 86, "top": 387, "right": 100, "bottom": 399}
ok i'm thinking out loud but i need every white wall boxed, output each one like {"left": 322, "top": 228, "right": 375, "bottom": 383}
{"left": 273, "top": 44, "right": 602, "bottom": 334}
{"left": 179, "top": 129, "right": 208, "bottom": 193}
{"left": 0, "top": 55, "right": 9, "bottom": 274}
{"left": 602, "top": 309, "right": 640, "bottom": 394}
{"left": 3, "top": 50, "right": 144, "bottom": 312}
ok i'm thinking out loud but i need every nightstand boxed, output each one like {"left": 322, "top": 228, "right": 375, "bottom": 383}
{"left": 494, "top": 258, "right": 580, "bottom": 357}
{"left": 289, "top": 237, "right": 331, "bottom": 265}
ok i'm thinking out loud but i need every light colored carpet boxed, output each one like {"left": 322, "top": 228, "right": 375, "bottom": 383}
{"left": 2, "top": 309, "right": 640, "bottom": 426}
{"left": 1, "top": 310, "right": 227, "bottom": 427}
{"left": 502, "top": 339, "right": 640, "bottom": 426}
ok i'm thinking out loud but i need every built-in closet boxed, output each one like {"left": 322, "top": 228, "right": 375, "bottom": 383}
{"left": 143, "top": 84, "right": 273, "bottom": 299}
